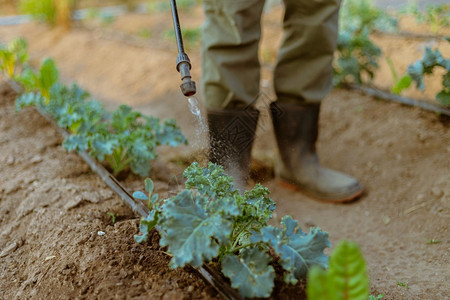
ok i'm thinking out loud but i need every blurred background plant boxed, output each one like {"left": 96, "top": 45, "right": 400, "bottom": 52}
{"left": 19, "top": 0, "right": 75, "bottom": 29}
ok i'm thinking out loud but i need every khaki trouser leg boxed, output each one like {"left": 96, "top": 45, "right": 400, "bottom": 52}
{"left": 274, "top": 0, "right": 340, "bottom": 104}
{"left": 201, "top": 0, "right": 265, "bottom": 109}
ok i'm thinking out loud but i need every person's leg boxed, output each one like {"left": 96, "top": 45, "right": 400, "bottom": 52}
{"left": 274, "top": 0, "right": 340, "bottom": 104}
{"left": 271, "top": 0, "right": 364, "bottom": 202}
{"left": 201, "top": 0, "right": 265, "bottom": 192}
{"left": 202, "top": 0, "right": 265, "bottom": 109}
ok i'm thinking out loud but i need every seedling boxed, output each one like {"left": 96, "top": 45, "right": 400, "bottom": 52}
{"left": 334, "top": 0, "right": 397, "bottom": 85}
{"left": 397, "top": 280, "right": 409, "bottom": 289}
{"left": 12, "top": 46, "right": 187, "bottom": 177}
{"left": 107, "top": 212, "right": 116, "bottom": 224}
{"left": 135, "top": 163, "right": 330, "bottom": 298}
{"left": 427, "top": 239, "right": 442, "bottom": 244}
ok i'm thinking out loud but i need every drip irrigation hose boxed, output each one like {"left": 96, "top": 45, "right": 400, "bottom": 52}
{"left": 2, "top": 77, "right": 239, "bottom": 300}
{"left": 345, "top": 83, "right": 450, "bottom": 116}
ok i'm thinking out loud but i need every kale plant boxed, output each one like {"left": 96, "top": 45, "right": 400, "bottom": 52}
{"left": 335, "top": 0, "right": 396, "bottom": 85}
{"left": 13, "top": 51, "right": 187, "bottom": 177}
{"left": 391, "top": 44, "right": 450, "bottom": 107}
{"left": 135, "top": 162, "right": 330, "bottom": 298}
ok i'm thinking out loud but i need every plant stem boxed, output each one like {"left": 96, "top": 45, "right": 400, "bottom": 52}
{"left": 231, "top": 219, "right": 253, "bottom": 250}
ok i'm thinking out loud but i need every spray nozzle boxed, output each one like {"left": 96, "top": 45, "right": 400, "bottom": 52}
{"left": 177, "top": 53, "right": 197, "bottom": 97}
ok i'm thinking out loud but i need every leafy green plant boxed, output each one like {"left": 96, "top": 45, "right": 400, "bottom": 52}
{"left": 19, "top": 0, "right": 74, "bottom": 28}
{"left": 402, "top": 3, "right": 449, "bottom": 33}
{"left": 107, "top": 212, "right": 116, "bottom": 224}
{"left": 335, "top": 0, "right": 397, "bottom": 85}
{"left": 426, "top": 239, "right": 442, "bottom": 244}
{"left": 19, "top": 0, "right": 56, "bottom": 25}
{"left": 307, "top": 240, "right": 370, "bottom": 300}
{"left": 164, "top": 27, "right": 201, "bottom": 48}
{"left": 11, "top": 46, "right": 187, "bottom": 177}
{"left": 369, "top": 295, "right": 384, "bottom": 300}
{"left": 392, "top": 45, "right": 450, "bottom": 106}
{"left": 147, "top": 0, "right": 200, "bottom": 13}
{"left": 407, "top": 46, "right": 450, "bottom": 106}
{"left": 15, "top": 57, "right": 59, "bottom": 103}
{"left": 397, "top": 280, "right": 409, "bottom": 289}
{"left": 386, "top": 57, "right": 412, "bottom": 95}
{"left": 135, "top": 162, "right": 331, "bottom": 298}
{"left": 0, "top": 38, "right": 28, "bottom": 79}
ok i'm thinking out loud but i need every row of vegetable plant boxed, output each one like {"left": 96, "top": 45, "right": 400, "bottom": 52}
{"left": 1, "top": 36, "right": 381, "bottom": 299}
{"left": 336, "top": 0, "right": 450, "bottom": 107}
{"left": 0, "top": 37, "right": 187, "bottom": 176}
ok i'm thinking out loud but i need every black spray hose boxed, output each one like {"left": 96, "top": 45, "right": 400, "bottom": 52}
{"left": 170, "top": 0, "right": 196, "bottom": 97}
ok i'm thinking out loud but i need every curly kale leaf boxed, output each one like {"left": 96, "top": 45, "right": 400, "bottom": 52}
{"left": 156, "top": 118, "right": 188, "bottom": 146}
{"left": 15, "top": 92, "right": 44, "bottom": 111}
{"left": 252, "top": 216, "right": 330, "bottom": 284}
{"left": 159, "top": 190, "right": 233, "bottom": 268}
{"left": 62, "top": 135, "right": 89, "bottom": 152}
{"left": 89, "top": 133, "right": 119, "bottom": 161}
{"left": 184, "top": 162, "right": 235, "bottom": 198}
{"left": 222, "top": 248, "right": 275, "bottom": 298}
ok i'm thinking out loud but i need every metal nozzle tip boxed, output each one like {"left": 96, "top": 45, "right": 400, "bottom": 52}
{"left": 180, "top": 80, "right": 196, "bottom": 97}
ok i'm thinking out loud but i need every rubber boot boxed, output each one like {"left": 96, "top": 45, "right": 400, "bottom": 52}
{"left": 207, "top": 107, "right": 259, "bottom": 193}
{"left": 270, "top": 103, "right": 364, "bottom": 202}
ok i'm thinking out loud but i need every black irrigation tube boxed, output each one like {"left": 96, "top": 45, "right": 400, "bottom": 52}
{"left": 344, "top": 83, "right": 450, "bottom": 116}
{"left": 3, "top": 77, "right": 241, "bottom": 300}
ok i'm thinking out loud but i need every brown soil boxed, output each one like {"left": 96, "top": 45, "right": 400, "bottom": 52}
{"left": 1, "top": 4, "right": 449, "bottom": 300}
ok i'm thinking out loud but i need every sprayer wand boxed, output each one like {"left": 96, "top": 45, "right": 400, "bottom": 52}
{"left": 170, "top": 0, "right": 197, "bottom": 97}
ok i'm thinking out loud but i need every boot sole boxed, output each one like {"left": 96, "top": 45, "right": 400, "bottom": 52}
{"left": 277, "top": 179, "right": 364, "bottom": 203}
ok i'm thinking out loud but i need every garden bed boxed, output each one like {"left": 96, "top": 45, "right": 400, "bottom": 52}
{"left": 0, "top": 3, "right": 449, "bottom": 299}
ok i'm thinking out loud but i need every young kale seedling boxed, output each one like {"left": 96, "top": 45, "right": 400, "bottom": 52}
{"left": 135, "top": 162, "right": 330, "bottom": 298}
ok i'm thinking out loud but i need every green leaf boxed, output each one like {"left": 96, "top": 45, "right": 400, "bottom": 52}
{"left": 111, "top": 104, "right": 141, "bottom": 132}
{"left": 306, "top": 240, "right": 370, "bottom": 300}
{"left": 407, "top": 61, "right": 425, "bottom": 90}
{"left": 145, "top": 177, "right": 154, "bottom": 195}
{"left": 436, "top": 90, "right": 450, "bottom": 107}
{"left": 328, "top": 241, "right": 369, "bottom": 300}
{"left": 135, "top": 210, "right": 159, "bottom": 243}
{"left": 62, "top": 135, "right": 89, "bottom": 152}
{"left": 252, "top": 216, "right": 330, "bottom": 284}
{"left": 15, "top": 92, "right": 44, "bottom": 111}
{"left": 159, "top": 190, "right": 233, "bottom": 268}
{"left": 307, "top": 266, "right": 330, "bottom": 300}
{"left": 391, "top": 74, "right": 412, "bottom": 95}
{"left": 222, "top": 248, "right": 275, "bottom": 298}
{"left": 133, "top": 191, "right": 148, "bottom": 201}
{"left": 39, "top": 58, "right": 59, "bottom": 100}
{"left": 89, "top": 134, "right": 119, "bottom": 161}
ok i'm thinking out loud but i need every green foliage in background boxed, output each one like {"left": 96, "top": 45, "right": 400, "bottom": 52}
{"left": 164, "top": 27, "right": 201, "bottom": 48}
{"left": 6, "top": 39, "right": 187, "bottom": 177}
{"left": 390, "top": 42, "right": 450, "bottom": 107}
{"left": 401, "top": 3, "right": 449, "bottom": 33}
{"left": 147, "top": 0, "right": 201, "bottom": 13}
{"left": 307, "top": 240, "right": 370, "bottom": 300}
{"left": 334, "top": 0, "right": 397, "bottom": 85}
{"left": 0, "top": 38, "right": 28, "bottom": 79}
{"left": 135, "top": 162, "right": 331, "bottom": 298}
{"left": 19, "top": 0, "right": 56, "bottom": 25}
